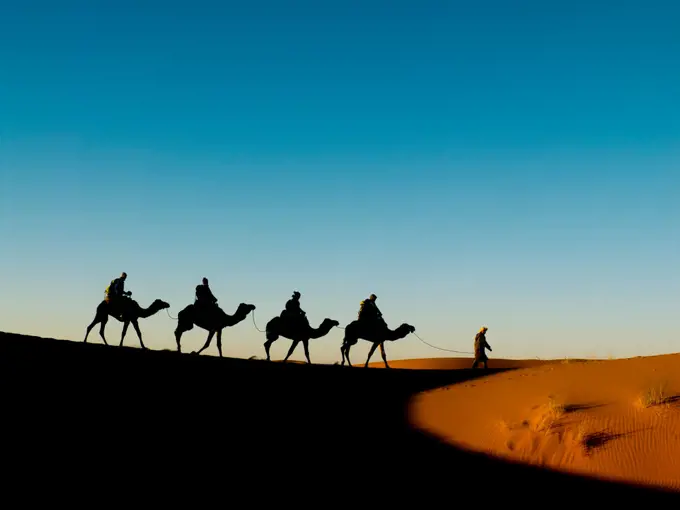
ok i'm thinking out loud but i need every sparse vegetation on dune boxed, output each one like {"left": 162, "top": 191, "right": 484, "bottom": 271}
{"left": 638, "top": 382, "right": 679, "bottom": 408}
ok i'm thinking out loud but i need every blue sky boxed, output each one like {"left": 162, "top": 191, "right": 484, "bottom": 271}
{"left": 1, "top": 0, "right": 679, "bottom": 363}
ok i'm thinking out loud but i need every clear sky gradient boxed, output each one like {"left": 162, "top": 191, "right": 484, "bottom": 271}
{"left": 1, "top": 0, "right": 679, "bottom": 363}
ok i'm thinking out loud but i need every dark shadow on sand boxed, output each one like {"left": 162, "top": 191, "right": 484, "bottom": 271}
{"left": 564, "top": 402, "right": 609, "bottom": 413}
{"left": 581, "top": 430, "right": 627, "bottom": 454}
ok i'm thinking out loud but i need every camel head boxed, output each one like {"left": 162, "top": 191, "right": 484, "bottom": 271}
{"left": 397, "top": 323, "right": 416, "bottom": 334}
{"left": 320, "top": 318, "right": 340, "bottom": 329}
{"left": 236, "top": 303, "right": 256, "bottom": 316}
{"left": 152, "top": 299, "right": 171, "bottom": 311}
{"left": 308, "top": 318, "right": 341, "bottom": 339}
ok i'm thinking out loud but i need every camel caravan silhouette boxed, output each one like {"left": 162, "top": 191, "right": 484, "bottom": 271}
{"left": 85, "top": 276, "right": 417, "bottom": 366}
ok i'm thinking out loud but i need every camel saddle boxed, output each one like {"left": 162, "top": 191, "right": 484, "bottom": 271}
{"left": 107, "top": 296, "right": 131, "bottom": 319}
{"left": 194, "top": 301, "right": 222, "bottom": 320}
{"left": 280, "top": 309, "right": 308, "bottom": 330}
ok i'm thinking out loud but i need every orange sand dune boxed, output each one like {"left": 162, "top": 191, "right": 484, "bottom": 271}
{"left": 409, "top": 354, "right": 680, "bottom": 491}
{"left": 366, "top": 357, "right": 564, "bottom": 370}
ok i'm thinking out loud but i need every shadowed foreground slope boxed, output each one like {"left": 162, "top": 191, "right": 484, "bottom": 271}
{"left": 0, "top": 331, "right": 678, "bottom": 503}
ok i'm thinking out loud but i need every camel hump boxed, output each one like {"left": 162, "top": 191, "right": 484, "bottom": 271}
{"left": 266, "top": 315, "right": 281, "bottom": 330}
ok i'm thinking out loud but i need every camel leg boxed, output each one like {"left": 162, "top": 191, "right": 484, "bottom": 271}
{"left": 131, "top": 319, "right": 146, "bottom": 349}
{"left": 174, "top": 322, "right": 189, "bottom": 353}
{"left": 174, "top": 314, "right": 194, "bottom": 353}
{"left": 196, "top": 330, "right": 215, "bottom": 355}
{"left": 302, "top": 339, "right": 311, "bottom": 364}
{"left": 264, "top": 332, "right": 278, "bottom": 361}
{"left": 346, "top": 345, "right": 354, "bottom": 367}
{"left": 84, "top": 315, "right": 103, "bottom": 344}
{"left": 364, "top": 342, "right": 380, "bottom": 368}
{"left": 341, "top": 342, "right": 354, "bottom": 367}
{"left": 283, "top": 340, "right": 300, "bottom": 362}
{"left": 379, "top": 342, "right": 390, "bottom": 369}
{"left": 120, "top": 321, "right": 130, "bottom": 347}
{"left": 98, "top": 315, "right": 109, "bottom": 345}
{"left": 175, "top": 329, "right": 183, "bottom": 353}
{"left": 216, "top": 329, "right": 223, "bottom": 358}
{"left": 341, "top": 335, "right": 356, "bottom": 367}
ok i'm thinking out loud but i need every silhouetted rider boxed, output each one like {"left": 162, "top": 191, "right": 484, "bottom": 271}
{"left": 283, "top": 290, "right": 306, "bottom": 326}
{"left": 195, "top": 277, "right": 218, "bottom": 312}
{"left": 106, "top": 272, "right": 131, "bottom": 303}
{"left": 358, "top": 293, "right": 385, "bottom": 328}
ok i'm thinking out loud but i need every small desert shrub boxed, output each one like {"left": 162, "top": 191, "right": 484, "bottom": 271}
{"left": 640, "top": 382, "right": 673, "bottom": 408}
{"left": 547, "top": 395, "right": 565, "bottom": 416}
{"left": 534, "top": 396, "right": 565, "bottom": 432}
{"left": 574, "top": 421, "right": 586, "bottom": 441}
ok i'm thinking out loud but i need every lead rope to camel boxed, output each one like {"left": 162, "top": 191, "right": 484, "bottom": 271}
{"left": 411, "top": 331, "right": 474, "bottom": 355}
{"left": 166, "top": 309, "right": 178, "bottom": 320}
{"left": 251, "top": 311, "right": 265, "bottom": 333}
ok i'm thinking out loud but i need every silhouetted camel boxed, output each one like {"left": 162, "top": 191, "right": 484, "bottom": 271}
{"left": 174, "top": 302, "right": 256, "bottom": 357}
{"left": 84, "top": 297, "right": 170, "bottom": 349}
{"left": 264, "top": 315, "right": 339, "bottom": 364}
{"left": 340, "top": 320, "right": 416, "bottom": 368}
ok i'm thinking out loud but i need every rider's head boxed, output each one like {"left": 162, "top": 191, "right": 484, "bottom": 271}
{"left": 121, "top": 272, "right": 127, "bottom": 280}
{"left": 369, "top": 293, "right": 377, "bottom": 301}
{"left": 292, "top": 290, "right": 301, "bottom": 300}
{"left": 202, "top": 277, "right": 209, "bottom": 285}
{"left": 479, "top": 326, "right": 488, "bottom": 333}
